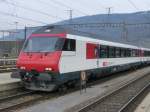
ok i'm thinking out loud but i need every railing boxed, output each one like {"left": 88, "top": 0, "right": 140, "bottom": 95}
{"left": 0, "top": 58, "right": 17, "bottom": 66}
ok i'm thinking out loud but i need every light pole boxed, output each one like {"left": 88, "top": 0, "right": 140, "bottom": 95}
{"left": 14, "top": 21, "right": 18, "bottom": 56}
{"left": 66, "top": 9, "right": 73, "bottom": 23}
{"left": 106, "top": 7, "right": 113, "bottom": 15}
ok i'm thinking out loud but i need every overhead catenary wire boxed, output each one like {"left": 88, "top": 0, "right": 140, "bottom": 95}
{"left": 51, "top": 0, "right": 89, "bottom": 16}
{"left": 1, "top": 0, "right": 150, "bottom": 29}
{"left": 127, "top": 0, "right": 139, "bottom": 10}
{"left": 36, "top": 0, "right": 76, "bottom": 20}
{"left": 0, "top": 20, "right": 36, "bottom": 28}
{"left": 2, "top": 0, "right": 64, "bottom": 20}
{"left": 61, "top": 22, "right": 150, "bottom": 28}
{"left": 0, "top": 11, "right": 48, "bottom": 24}
{"left": 127, "top": 0, "right": 150, "bottom": 21}
{"left": 80, "top": 0, "right": 106, "bottom": 11}
{"left": 35, "top": 0, "right": 62, "bottom": 11}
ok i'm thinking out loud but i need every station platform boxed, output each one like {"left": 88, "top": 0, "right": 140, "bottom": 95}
{"left": 18, "top": 67, "right": 150, "bottom": 112}
{"left": 134, "top": 92, "right": 150, "bottom": 112}
{"left": 0, "top": 72, "right": 20, "bottom": 91}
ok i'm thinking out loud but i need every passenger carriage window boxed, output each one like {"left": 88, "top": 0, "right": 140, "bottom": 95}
{"left": 109, "top": 46, "right": 115, "bottom": 58}
{"left": 144, "top": 51, "right": 150, "bottom": 57}
{"left": 135, "top": 50, "right": 139, "bottom": 57}
{"left": 121, "top": 48, "right": 126, "bottom": 57}
{"left": 62, "top": 39, "right": 76, "bottom": 51}
{"left": 144, "top": 51, "right": 147, "bottom": 57}
{"left": 146, "top": 51, "right": 150, "bottom": 56}
{"left": 132, "top": 49, "right": 136, "bottom": 57}
{"left": 144, "top": 51, "right": 146, "bottom": 56}
{"left": 124, "top": 49, "right": 128, "bottom": 57}
{"left": 148, "top": 51, "right": 150, "bottom": 56}
{"left": 126, "top": 49, "right": 131, "bottom": 57}
{"left": 100, "top": 45, "right": 108, "bottom": 58}
{"left": 116, "top": 48, "right": 121, "bottom": 58}
{"left": 140, "top": 50, "right": 144, "bottom": 57}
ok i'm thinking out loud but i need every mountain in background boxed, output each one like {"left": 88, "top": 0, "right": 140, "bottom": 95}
{"left": 1, "top": 11, "right": 150, "bottom": 48}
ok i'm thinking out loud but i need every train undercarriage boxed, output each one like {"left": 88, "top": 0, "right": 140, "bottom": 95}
{"left": 11, "top": 61, "right": 149, "bottom": 92}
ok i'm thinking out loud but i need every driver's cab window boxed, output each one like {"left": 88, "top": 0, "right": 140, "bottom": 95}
{"left": 62, "top": 39, "right": 76, "bottom": 51}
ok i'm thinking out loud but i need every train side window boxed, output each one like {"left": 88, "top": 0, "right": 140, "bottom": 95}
{"left": 147, "top": 51, "right": 150, "bottom": 56}
{"left": 62, "top": 39, "right": 76, "bottom": 51}
{"left": 125, "top": 49, "right": 129, "bottom": 57}
{"left": 109, "top": 46, "right": 115, "bottom": 58}
{"left": 132, "top": 49, "right": 136, "bottom": 57}
{"left": 126, "top": 49, "right": 131, "bottom": 57}
{"left": 100, "top": 45, "right": 108, "bottom": 58}
{"left": 144, "top": 51, "right": 149, "bottom": 57}
{"left": 121, "top": 48, "right": 126, "bottom": 57}
{"left": 144, "top": 51, "right": 146, "bottom": 57}
{"left": 135, "top": 50, "right": 139, "bottom": 57}
{"left": 148, "top": 51, "right": 150, "bottom": 56}
{"left": 116, "top": 48, "right": 121, "bottom": 58}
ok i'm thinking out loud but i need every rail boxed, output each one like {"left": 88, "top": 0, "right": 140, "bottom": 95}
{"left": 0, "top": 67, "right": 138, "bottom": 111}
{"left": 0, "top": 58, "right": 16, "bottom": 66}
{"left": 77, "top": 73, "right": 150, "bottom": 112}
{"left": 0, "top": 67, "right": 149, "bottom": 111}
{"left": 0, "top": 58, "right": 17, "bottom": 72}
{"left": 118, "top": 83, "right": 150, "bottom": 112}
{"left": 0, "top": 89, "right": 39, "bottom": 112}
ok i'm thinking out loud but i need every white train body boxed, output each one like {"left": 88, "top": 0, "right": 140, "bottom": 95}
{"left": 11, "top": 26, "right": 150, "bottom": 91}
{"left": 60, "top": 34, "right": 150, "bottom": 73}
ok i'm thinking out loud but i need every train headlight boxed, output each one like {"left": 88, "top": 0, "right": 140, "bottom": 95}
{"left": 20, "top": 66, "right": 26, "bottom": 70}
{"left": 45, "top": 67, "right": 52, "bottom": 71}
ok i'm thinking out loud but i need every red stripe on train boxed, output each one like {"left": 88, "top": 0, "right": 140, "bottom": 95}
{"left": 30, "top": 33, "right": 66, "bottom": 38}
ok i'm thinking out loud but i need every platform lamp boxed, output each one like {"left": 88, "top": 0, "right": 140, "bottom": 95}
{"left": 14, "top": 21, "right": 19, "bottom": 56}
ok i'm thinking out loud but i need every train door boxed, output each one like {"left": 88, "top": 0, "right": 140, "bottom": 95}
{"left": 86, "top": 43, "right": 99, "bottom": 68}
{"left": 139, "top": 49, "right": 144, "bottom": 63}
{"left": 95, "top": 45, "right": 99, "bottom": 68}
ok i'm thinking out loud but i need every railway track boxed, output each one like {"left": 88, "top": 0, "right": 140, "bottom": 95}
{"left": 0, "top": 58, "right": 16, "bottom": 72}
{"left": 0, "top": 68, "right": 135, "bottom": 112}
{"left": 0, "top": 59, "right": 16, "bottom": 66}
{"left": 0, "top": 67, "right": 149, "bottom": 112}
{"left": 119, "top": 83, "right": 150, "bottom": 112}
{"left": 0, "top": 88, "right": 45, "bottom": 112}
{"left": 0, "top": 65, "right": 16, "bottom": 73}
{"left": 77, "top": 72, "right": 150, "bottom": 112}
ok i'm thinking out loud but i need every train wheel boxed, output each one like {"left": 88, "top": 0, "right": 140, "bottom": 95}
{"left": 67, "top": 80, "right": 77, "bottom": 88}
{"left": 58, "top": 84, "right": 67, "bottom": 94}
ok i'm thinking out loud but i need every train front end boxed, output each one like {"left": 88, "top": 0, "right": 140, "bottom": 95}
{"left": 11, "top": 27, "right": 66, "bottom": 91}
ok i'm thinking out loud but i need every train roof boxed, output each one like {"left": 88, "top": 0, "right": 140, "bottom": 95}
{"left": 69, "top": 34, "right": 150, "bottom": 51}
{"left": 34, "top": 25, "right": 150, "bottom": 51}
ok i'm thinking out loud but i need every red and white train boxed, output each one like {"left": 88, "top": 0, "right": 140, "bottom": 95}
{"left": 11, "top": 26, "right": 150, "bottom": 91}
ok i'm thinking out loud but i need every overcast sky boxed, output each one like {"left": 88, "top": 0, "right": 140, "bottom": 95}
{"left": 0, "top": 0, "right": 150, "bottom": 30}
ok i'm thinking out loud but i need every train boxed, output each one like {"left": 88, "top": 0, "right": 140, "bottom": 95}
{"left": 11, "top": 25, "right": 150, "bottom": 91}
